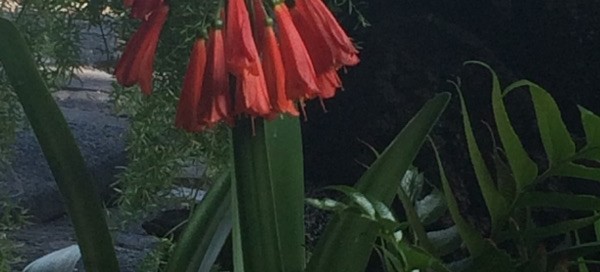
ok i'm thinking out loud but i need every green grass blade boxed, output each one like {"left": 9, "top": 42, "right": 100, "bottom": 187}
{"left": 165, "top": 173, "right": 232, "bottom": 272}
{"left": 454, "top": 80, "right": 508, "bottom": 234}
{"left": 499, "top": 214, "right": 600, "bottom": 243}
{"left": 0, "top": 17, "right": 119, "bottom": 272}
{"left": 432, "top": 139, "right": 487, "bottom": 255}
{"left": 397, "top": 184, "right": 435, "bottom": 253}
{"left": 306, "top": 93, "right": 450, "bottom": 272}
{"left": 466, "top": 61, "right": 538, "bottom": 193}
{"left": 232, "top": 115, "right": 305, "bottom": 272}
{"left": 556, "top": 163, "right": 600, "bottom": 182}
{"left": 578, "top": 106, "right": 600, "bottom": 159}
{"left": 507, "top": 80, "right": 576, "bottom": 166}
{"left": 515, "top": 192, "right": 600, "bottom": 211}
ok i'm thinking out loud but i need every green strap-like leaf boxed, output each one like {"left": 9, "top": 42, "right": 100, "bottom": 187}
{"left": 578, "top": 106, "right": 600, "bottom": 159}
{"left": 499, "top": 214, "right": 600, "bottom": 243}
{"left": 0, "top": 17, "right": 119, "bottom": 272}
{"left": 432, "top": 139, "right": 487, "bottom": 255}
{"left": 515, "top": 192, "right": 600, "bottom": 211}
{"left": 165, "top": 173, "right": 232, "bottom": 272}
{"left": 232, "top": 115, "right": 305, "bottom": 272}
{"left": 466, "top": 61, "right": 538, "bottom": 193}
{"left": 454, "top": 80, "right": 508, "bottom": 234}
{"left": 306, "top": 93, "right": 450, "bottom": 272}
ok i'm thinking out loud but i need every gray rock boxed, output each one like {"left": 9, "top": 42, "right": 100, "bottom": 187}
{"left": 1, "top": 69, "right": 127, "bottom": 223}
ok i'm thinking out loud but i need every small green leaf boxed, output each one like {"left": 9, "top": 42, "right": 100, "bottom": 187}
{"left": 306, "top": 198, "right": 348, "bottom": 212}
{"left": 329, "top": 185, "right": 376, "bottom": 219}
{"left": 515, "top": 192, "right": 600, "bottom": 211}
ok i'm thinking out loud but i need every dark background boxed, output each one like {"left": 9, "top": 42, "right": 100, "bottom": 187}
{"left": 302, "top": 0, "right": 600, "bottom": 231}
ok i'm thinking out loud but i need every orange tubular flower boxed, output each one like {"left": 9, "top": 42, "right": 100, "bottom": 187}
{"left": 274, "top": 3, "right": 319, "bottom": 100}
{"left": 115, "top": 3, "right": 169, "bottom": 95}
{"left": 226, "top": 0, "right": 260, "bottom": 76}
{"left": 291, "top": 0, "right": 359, "bottom": 69}
{"left": 234, "top": 67, "right": 272, "bottom": 118}
{"left": 262, "top": 25, "right": 299, "bottom": 116}
{"left": 175, "top": 39, "right": 207, "bottom": 132}
{"left": 198, "top": 28, "right": 233, "bottom": 128}
{"left": 252, "top": 0, "right": 268, "bottom": 54}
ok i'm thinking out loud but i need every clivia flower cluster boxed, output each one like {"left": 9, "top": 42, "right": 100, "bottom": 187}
{"left": 115, "top": 0, "right": 359, "bottom": 132}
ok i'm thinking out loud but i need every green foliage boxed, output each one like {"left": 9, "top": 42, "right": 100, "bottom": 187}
{"left": 307, "top": 93, "right": 450, "bottom": 272}
{"left": 436, "top": 62, "right": 600, "bottom": 271}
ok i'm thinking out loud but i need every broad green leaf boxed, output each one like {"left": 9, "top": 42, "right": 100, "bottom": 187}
{"left": 507, "top": 80, "right": 576, "bottom": 166}
{"left": 23, "top": 245, "right": 81, "bottom": 272}
{"left": 466, "top": 61, "right": 538, "bottom": 192}
{"left": 165, "top": 173, "right": 232, "bottom": 272}
{"left": 432, "top": 139, "right": 487, "bottom": 255}
{"left": 0, "top": 18, "right": 119, "bottom": 271}
{"left": 306, "top": 93, "right": 450, "bottom": 272}
{"left": 416, "top": 189, "right": 447, "bottom": 225}
{"left": 454, "top": 80, "right": 508, "bottom": 234}
{"left": 427, "top": 226, "right": 461, "bottom": 256}
{"left": 516, "top": 192, "right": 600, "bottom": 211}
{"left": 232, "top": 116, "right": 305, "bottom": 272}
{"left": 578, "top": 106, "right": 600, "bottom": 160}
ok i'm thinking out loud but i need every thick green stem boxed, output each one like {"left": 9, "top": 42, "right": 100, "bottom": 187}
{"left": 0, "top": 17, "right": 119, "bottom": 272}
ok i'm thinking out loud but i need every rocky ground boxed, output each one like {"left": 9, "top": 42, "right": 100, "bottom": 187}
{"left": 3, "top": 67, "right": 162, "bottom": 271}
